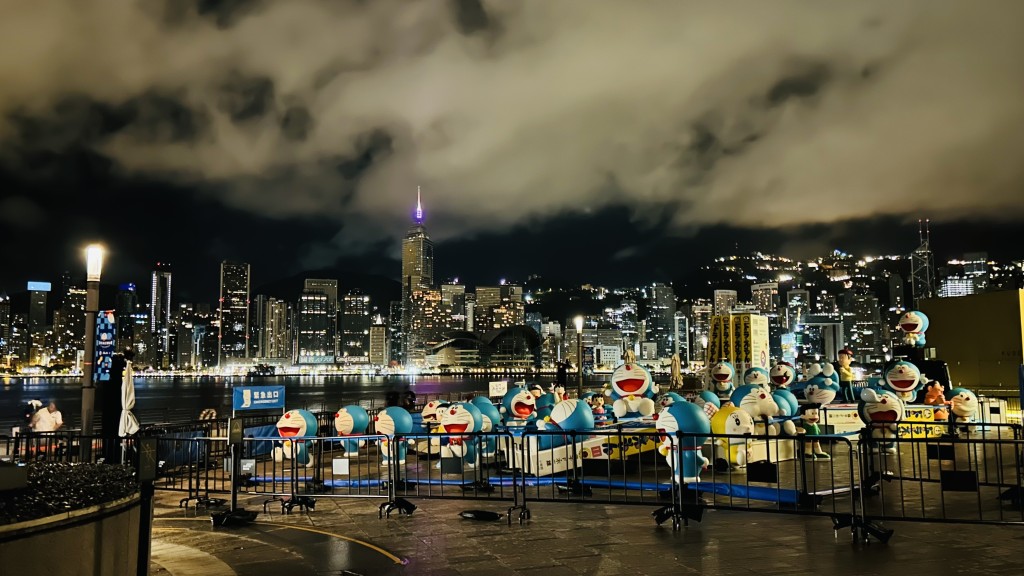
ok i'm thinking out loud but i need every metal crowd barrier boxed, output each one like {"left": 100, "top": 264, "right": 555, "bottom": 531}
{"left": 858, "top": 422, "right": 1024, "bottom": 536}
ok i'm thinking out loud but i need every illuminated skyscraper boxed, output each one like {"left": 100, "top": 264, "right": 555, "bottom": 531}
{"left": 218, "top": 261, "right": 251, "bottom": 365}
{"left": 0, "top": 291, "right": 10, "bottom": 365}
{"left": 751, "top": 283, "right": 779, "bottom": 314}
{"left": 27, "top": 281, "right": 51, "bottom": 365}
{"left": 648, "top": 283, "right": 676, "bottom": 358}
{"left": 401, "top": 187, "right": 435, "bottom": 364}
{"left": 340, "top": 293, "right": 372, "bottom": 362}
{"left": 369, "top": 316, "right": 389, "bottom": 366}
{"left": 150, "top": 263, "right": 173, "bottom": 368}
{"left": 304, "top": 278, "right": 338, "bottom": 355}
{"left": 713, "top": 289, "right": 738, "bottom": 316}
{"left": 54, "top": 286, "right": 86, "bottom": 364}
{"left": 260, "top": 297, "right": 292, "bottom": 359}
{"left": 116, "top": 283, "right": 138, "bottom": 353}
{"left": 297, "top": 291, "right": 333, "bottom": 364}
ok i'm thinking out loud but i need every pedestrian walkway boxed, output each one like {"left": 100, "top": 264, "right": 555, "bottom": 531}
{"left": 152, "top": 491, "right": 1024, "bottom": 576}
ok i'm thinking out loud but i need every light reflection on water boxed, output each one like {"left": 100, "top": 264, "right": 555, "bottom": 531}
{"left": 1, "top": 374, "right": 611, "bottom": 430}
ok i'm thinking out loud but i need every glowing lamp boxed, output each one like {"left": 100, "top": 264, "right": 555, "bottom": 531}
{"left": 85, "top": 244, "right": 105, "bottom": 282}
{"left": 574, "top": 315, "right": 584, "bottom": 332}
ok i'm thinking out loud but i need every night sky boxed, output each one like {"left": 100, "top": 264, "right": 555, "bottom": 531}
{"left": 2, "top": 1, "right": 1024, "bottom": 302}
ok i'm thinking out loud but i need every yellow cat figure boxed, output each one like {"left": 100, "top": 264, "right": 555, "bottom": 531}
{"left": 710, "top": 405, "right": 755, "bottom": 468}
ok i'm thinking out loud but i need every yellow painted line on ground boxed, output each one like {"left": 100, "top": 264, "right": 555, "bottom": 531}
{"left": 154, "top": 517, "right": 406, "bottom": 565}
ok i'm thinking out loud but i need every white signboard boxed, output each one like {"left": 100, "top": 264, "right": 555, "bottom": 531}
{"left": 488, "top": 381, "right": 508, "bottom": 398}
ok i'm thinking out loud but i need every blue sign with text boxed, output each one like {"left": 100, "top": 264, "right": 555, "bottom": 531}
{"left": 94, "top": 311, "right": 116, "bottom": 382}
{"left": 233, "top": 386, "right": 286, "bottom": 411}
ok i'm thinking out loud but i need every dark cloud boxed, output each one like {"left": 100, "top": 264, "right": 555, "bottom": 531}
{"left": 766, "top": 62, "right": 831, "bottom": 106}
{"left": 0, "top": 0, "right": 1023, "bottom": 282}
{"left": 451, "top": 0, "right": 491, "bottom": 35}
{"left": 217, "top": 73, "right": 275, "bottom": 123}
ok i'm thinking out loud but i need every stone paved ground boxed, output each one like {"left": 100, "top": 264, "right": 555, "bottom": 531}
{"left": 151, "top": 489, "right": 1024, "bottom": 576}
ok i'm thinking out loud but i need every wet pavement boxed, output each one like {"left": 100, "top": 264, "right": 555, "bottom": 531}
{"left": 150, "top": 489, "right": 1024, "bottom": 576}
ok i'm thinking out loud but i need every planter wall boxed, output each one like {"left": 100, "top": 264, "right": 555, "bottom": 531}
{"left": 0, "top": 494, "right": 141, "bottom": 576}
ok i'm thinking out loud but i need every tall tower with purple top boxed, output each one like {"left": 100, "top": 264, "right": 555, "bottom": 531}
{"left": 401, "top": 187, "right": 434, "bottom": 365}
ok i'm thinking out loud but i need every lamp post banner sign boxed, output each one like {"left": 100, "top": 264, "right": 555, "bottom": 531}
{"left": 94, "top": 310, "right": 116, "bottom": 382}
{"left": 233, "top": 386, "right": 286, "bottom": 411}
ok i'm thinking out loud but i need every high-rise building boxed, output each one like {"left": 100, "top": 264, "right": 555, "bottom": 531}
{"left": 388, "top": 301, "right": 403, "bottom": 365}
{"left": 849, "top": 294, "right": 883, "bottom": 362}
{"left": 0, "top": 291, "right": 11, "bottom": 366}
{"left": 304, "top": 278, "right": 338, "bottom": 355}
{"left": 218, "top": 261, "right": 251, "bottom": 365}
{"left": 751, "top": 283, "right": 779, "bottom": 314}
{"left": 150, "top": 263, "right": 173, "bottom": 369}
{"left": 54, "top": 286, "right": 86, "bottom": 364}
{"left": 408, "top": 289, "right": 449, "bottom": 364}
{"left": 690, "top": 304, "right": 713, "bottom": 361}
{"left": 785, "top": 289, "right": 811, "bottom": 330}
{"left": 369, "top": 315, "right": 389, "bottom": 366}
{"left": 473, "top": 286, "right": 501, "bottom": 332}
{"left": 887, "top": 274, "right": 905, "bottom": 313}
{"left": 260, "top": 298, "right": 291, "bottom": 359}
{"left": 938, "top": 276, "right": 976, "bottom": 298}
{"left": 440, "top": 283, "right": 468, "bottom": 331}
{"left": 647, "top": 283, "right": 676, "bottom": 358}
{"left": 401, "top": 188, "right": 434, "bottom": 363}
{"left": 297, "top": 291, "right": 333, "bottom": 363}
{"left": 27, "top": 281, "right": 51, "bottom": 366}
{"left": 713, "top": 289, "right": 737, "bottom": 316}
{"left": 911, "top": 220, "right": 935, "bottom": 306}
{"left": 116, "top": 283, "right": 138, "bottom": 354}
{"left": 340, "top": 294, "right": 372, "bottom": 362}
{"left": 673, "top": 312, "right": 690, "bottom": 362}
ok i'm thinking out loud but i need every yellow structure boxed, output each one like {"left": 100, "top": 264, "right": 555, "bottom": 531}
{"left": 706, "top": 313, "right": 770, "bottom": 374}
{"left": 919, "top": 290, "right": 1024, "bottom": 394}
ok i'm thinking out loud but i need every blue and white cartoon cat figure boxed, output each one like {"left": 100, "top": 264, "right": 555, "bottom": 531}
{"left": 709, "top": 360, "right": 736, "bottom": 402}
{"left": 274, "top": 409, "right": 319, "bottom": 467}
{"left": 858, "top": 388, "right": 905, "bottom": 454}
{"left": 420, "top": 400, "right": 450, "bottom": 432}
{"left": 500, "top": 387, "right": 537, "bottom": 429}
{"left": 656, "top": 401, "right": 711, "bottom": 484}
{"left": 470, "top": 396, "right": 503, "bottom": 458}
{"left": 948, "top": 387, "right": 979, "bottom": 424}
{"left": 656, "top": 391, "right": 686, "bottom": 408}
{"left": 693, "top": 390, "right": 721, "bottom": 419}
{"left": 803, "top": 363, "right": 841, "bottom": 405}
{"left": 743, "top": 367, "right": 770, "bottom": 387}
{"left": 540, "top": 399, "right": 595, "bottom": 432}
{"left": 882, "top": 361, "right": 924, "bottom": 403}
{"left": 334, "top": 405, "right": 370, "bottom": 455}
{"left": 772, "top": 388, "right": 800, "bottom": 436}
{"left": 770, "top": 361, "right": 796, "bottom": 389}
{"left": 898, "top": 310, "right": 929, "bottom": 348}
{"left": 731, "top": 383, "right": 781, "bottom": 435}
{"left": 607, "top": 362, "right": 659, "bottom": 418}
{"left": 375, "top": 406, "right": 414, "bottom": 466}
{"left": 438, "top": 402, "right": 484, "bottom": 468}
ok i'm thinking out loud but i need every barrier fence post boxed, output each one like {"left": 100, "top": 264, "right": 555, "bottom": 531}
{"left": 136, "top": 436, "right": 157, "bottom": 576}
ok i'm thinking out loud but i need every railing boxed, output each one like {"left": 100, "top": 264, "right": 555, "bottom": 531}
{"left": 858, "top": 423, "right": 1024, "bottom": 530}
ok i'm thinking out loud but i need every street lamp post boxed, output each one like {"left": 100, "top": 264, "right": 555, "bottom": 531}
{"left": 81, "top": 245, "right": 104, "bottom": 445}
{"left": 574, "top": 315, "right": 584, "bottom": 399}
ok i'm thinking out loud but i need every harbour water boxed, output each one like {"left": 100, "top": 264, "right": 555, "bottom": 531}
{"left": 0, "top": 374, "right": 612, "bottom": 432}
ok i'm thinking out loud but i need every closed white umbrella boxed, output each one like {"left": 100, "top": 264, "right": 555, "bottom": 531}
{"left": 119, "top": 360, "right": 140, "bottom": 436}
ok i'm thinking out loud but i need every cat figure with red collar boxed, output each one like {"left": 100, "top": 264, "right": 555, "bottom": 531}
{"left": 607, "top": 362, "right": 659, "bottom": 419}
{"left": 656, "top": 401, "right": 711, "bottom": 484}
{"left": 438, "top": 402, "right": 484, "bottom": 468}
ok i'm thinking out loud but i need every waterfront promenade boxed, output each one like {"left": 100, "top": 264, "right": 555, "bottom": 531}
{"left": 151, "top": 491, "right": 1024, "bottom": 576}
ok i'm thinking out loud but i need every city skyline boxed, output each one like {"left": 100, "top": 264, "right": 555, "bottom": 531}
{"left": 3, "top": 2, "right": 1024, "bottom": 298}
